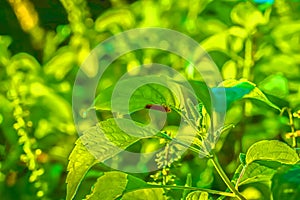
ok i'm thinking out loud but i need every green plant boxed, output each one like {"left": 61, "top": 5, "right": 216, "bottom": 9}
{"left": 1, "top": 0, "right": 300, "bottom": 199}
{"left": 67, "top": 73, "right": 300, "bottom": 199}
{"left": 64, "top": 1, "right": 300, "bottom": 199}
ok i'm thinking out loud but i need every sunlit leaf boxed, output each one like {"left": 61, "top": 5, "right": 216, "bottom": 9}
{"left": 237, "top": 141, "right": 299, "bottom": 188}
{"left": 222, "top": 60, "right": 237, "bottom": 80}
{"left": 86, "top": 171, "right": 128, "bottom": 200}
{"left": 212, "top": 80, "right": 255, "bottom": 112}
{"left": 66, "top": 118, "right": 158, "bottom": 200}
{"left": 122, "top": 188, "right": 166, "bottom": 200}
{"left": 213, "top": 79, "right": 281, "bottom": 111}
{"left": 93, "top": 75, "right": 200, "bottom": 114}
{"left": 85, "top": 171, "right": 166, "bottom": 200}
{"left": 201, "top": 32, "right": 229, "bottom": 52}
{"left": 238, "top": 162, "right": 276, "bottom": 186}
{"left": 246, "top": 140, "right": 299, "bottom": 165}
{"left": 244, "top": 86, "right": 281, "bottom": 111}
{"left": 186, "top": 191, "right": 209, "bottom": 200}
{"left": 66, "top": 140, "right": 96, "bottom": 200}
{"left": 258, "top": 74, "right": 289, "bottom": 98}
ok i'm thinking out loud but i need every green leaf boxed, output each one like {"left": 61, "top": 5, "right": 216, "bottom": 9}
{"left": 246, "top": 140, "right": 299, "bottom": 165}
{"left": 186, "top": 191, "right": 209, "bottom": 200}
{"left": 86, "top": 171, "right": 128, "bottom": 200}
{"left": 272, "top": 164, "right": 300, "bottom": 200}
{"left": 244, "top": 86, "right": 281, "bottom": 111}
{"left": 92, "top": 85, "right": 114, "bottom": 111}
{"left": 66, "top": 140, "right": 96, "bottom": 200}
{"left": 215, "top": 79, "right": 281, "bottom": 111}
{"left": 66, "top": 118, "right": 158, "bottom": 200}
{"left": 238, "top": 162, "right": 276, "bottom": 186}
{"left": 188, "top": 80, "right": 211, "bottom": 114}
{"left": 236, "top": 141, "right": 299, "bottom": 188}
{"left": 122, "top": 188, "right": 167, "bottom": 200}
{"left": 125, "top": 174, "right": 150, "bottom": 191}
{"left": 211, "top": 79, "right": 255, "bottom": 112}
{"left": 93, "top": 77, "right": 212, "bottom": 120}
{"left": 258, "top": 74, "right": 289, "bottom": 98}
{"left": 201, "top": 31, "right": 229, "bottom": 52}
{"left": 85, "top": 171, "right": 166, "bottom": 200}
{"left": 93, "top": 75, "right": 181, "bottom": 114}
{"left": 124, "top": 173, "right": 166, "bottom": 200}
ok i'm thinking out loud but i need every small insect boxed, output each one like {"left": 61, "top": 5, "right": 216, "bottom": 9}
{"left": 145, "top": 104, "right": 171, "bottom": 113}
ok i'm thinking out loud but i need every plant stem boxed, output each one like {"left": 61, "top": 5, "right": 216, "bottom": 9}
{"left": 281, "top": 107, "right": 297, "bottom": 147}
{"left": 147, "top": 184, "right": 236, "bottom": 197}
{"left": 287, "top": 108, "right": 297, "bottom": 147}
{"left": 235, "top": 165, "right": 246, "bottom": 189}
{"left": 209, "top": 152, "right": 246, "bottom": 200}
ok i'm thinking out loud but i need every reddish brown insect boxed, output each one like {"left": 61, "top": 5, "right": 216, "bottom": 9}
{"left": 145, "top": 104, "right": 171, "bottom": 112}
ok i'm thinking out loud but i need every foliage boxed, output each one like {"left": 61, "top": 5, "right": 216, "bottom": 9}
{"left": 1, "top": 0, "right": 300, "bottom": 200}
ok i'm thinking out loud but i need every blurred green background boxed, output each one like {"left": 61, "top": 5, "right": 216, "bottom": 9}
{"left": 0, "top": 0, "right": 300, "bottom": 199}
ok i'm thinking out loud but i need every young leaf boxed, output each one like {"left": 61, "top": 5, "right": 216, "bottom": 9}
{"left": 245, "top": 140, "right": 299, "bottom": 165}
{"left": 186, "top": 191, "right": 209, "bottom": 200}
{"left": 66, "top": 118, "right": 158, "bottom": 200}
{"left": 243, "top": 87, "right": 281, "bottom": 111}
{"left": 86, "top": 171, "right": 128, "bottom": 200}
{"left": 213, "top": 79, "right": 281, "bottom": 111}
{"left": 92, "top": 85, "right": 114, "bottom": 111}
{"left": 258, "top": 74, "right": 289, "bottom": 98}
{"left": 201, "top": 31, "right": 229, "bottom": 52}
{"left": 66, "top": 140, "right": 96, "bottom": 200}
{"left": 211, "top": 80, "right": 255, "bottom": 112}
{"left": 122, "top": 188, "right": 167, "bottom": 200}
{"left": 238, "top": 162, "right": 276, "bottom": 186}
{"left": 85, "top": 171, "right": 166, "bottom": 200}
